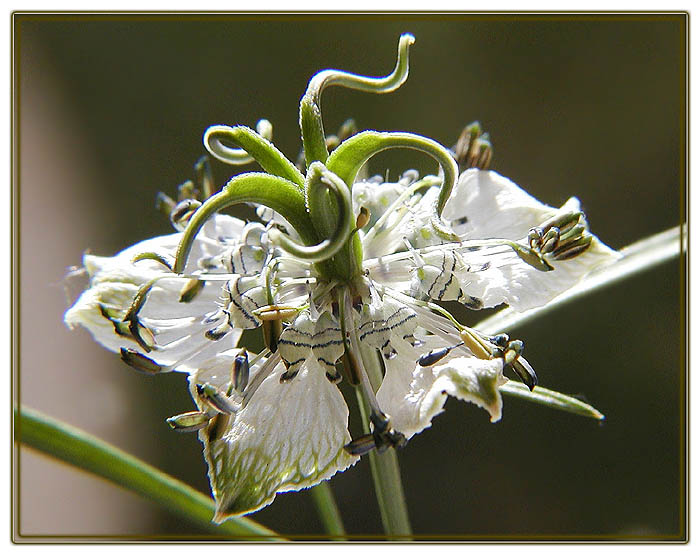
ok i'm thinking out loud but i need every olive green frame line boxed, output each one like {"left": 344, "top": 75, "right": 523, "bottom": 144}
{"left": 15, "top": 406, "right": 283, "bottom": 541}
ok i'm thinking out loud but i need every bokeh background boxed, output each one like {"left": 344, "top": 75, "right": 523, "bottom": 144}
{"left": 15, "top": 14, "right": 686, "bottom": 540}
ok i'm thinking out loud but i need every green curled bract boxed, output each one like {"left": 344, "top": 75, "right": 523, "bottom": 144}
{"left": 172, "top": 172, "right": 315, "bottom": 274}
{"left": 269, "top": 162, "right": 354, "bottom": 263}
{"left": 327, "top": 130, "right": 460, "bottom": 241}
{"left": 204, "top": 123, "right": 305, "bottom": 188}
{"left": 299, "top": 33, "right": 415, "bottom": 168}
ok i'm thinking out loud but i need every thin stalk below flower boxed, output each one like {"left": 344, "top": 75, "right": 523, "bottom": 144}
{"left": 309, "top": 481, "right": 347, "bottom": 539}
{"left": 355, "top": 343, "right": 413, "bottom": 540}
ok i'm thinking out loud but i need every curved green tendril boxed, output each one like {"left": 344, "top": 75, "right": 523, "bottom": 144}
{"left": 204, "top": 123, "right": 305, "bottom": 188}
{"left": 173, "top": 173, "right": 315, "bottom": 274}
{"left": 299, "top": 33, "right": 415, "bottom": 168}
{"left": 269, "top": 162, "right": 353, "bottom": 263}
{"left": 327, "top": 130, "right": 459, "bottom": 241}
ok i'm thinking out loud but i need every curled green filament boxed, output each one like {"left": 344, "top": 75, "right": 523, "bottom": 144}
{"left": 327, "top": 130, "right": 460, "bottom": 241}
{"left": 172, "top": 172, "right": 314, "bottom": 274}
{"left": 204, "top": 123, "right": 304, "bottom": 188}
{"left": 299, "top": 33, "right": 415, "bottom": 168}
{"left": 269, "top": 162, "right": 354, "bottom": 263}
{"left": 204, "top": 119, "right": 273, "bottom": 165}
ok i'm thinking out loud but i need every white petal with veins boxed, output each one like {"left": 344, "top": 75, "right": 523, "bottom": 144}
{"left": 377, "top": 339, "right": 507, "bottom": 439}
{"left": 191, "top": 356, "right": 358, "bottom": 518}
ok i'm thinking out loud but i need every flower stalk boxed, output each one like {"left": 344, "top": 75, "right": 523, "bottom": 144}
{"left": 355, "top": 340, "right": 413, "bottom": 539}
{"left": 309, "top": 481, "right": 347, "bottom": 539}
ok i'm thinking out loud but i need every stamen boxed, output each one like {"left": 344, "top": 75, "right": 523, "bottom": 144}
{"left": 454, "top": 121, "right": 493, "bottom": 172}
{"left": 509, "top": 357, "right": 538, "bottom": 391}
{"left": 343, "top": 434, "right": 377, "bottom": 456}
{"left": 122, "top": 278, "right": 162, "bottom": 352}
{"left": 179, "top": 278, "right": 204, "bottom": 303}
{"left": 155, "top": 192, "right": 176, "bottom": 219}
{"left": 170, "top": 198, "right": 202, "bottom": 231}
{"left": 355, "top": 206, "right": 371, "bottom": 230}
{"left": 242, "top": 350, "right": 282, "bottom": 407}
{"left": 194, "top": 155, "right": 215, "bottom": 200}
{"left": 166, "top": 411, "right": 211, "bottom": 433}
{"left": 204, "top": 320, "right": 231, "bottom": 341}
{"left": 417, "top": 342, "right": 464, "bottom": 367}
{"left": 254, "top": 305, "right": 301, "bottom": 321}
{"left": 196, "top": 383, "right": 241, "bottom": 415}
{"left": 177, "top": 180, "right": 198, "bottom": 201}
{"left": 205, "top": 413, "right": 232, "bottom": 443}
{"left": 120, "top": 347, "right": 170, "bottom": 374}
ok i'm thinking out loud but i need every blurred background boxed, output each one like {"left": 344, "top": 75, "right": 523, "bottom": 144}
{"left": 15, "top": 14, "right": 685, "bottom": 539}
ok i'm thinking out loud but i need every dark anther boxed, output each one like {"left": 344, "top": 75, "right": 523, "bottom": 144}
{"left": 127, "top": 317, "right": 154, "bottom": 352}
{"left": 179, "top": 278, "right": 205, "bottom": 303}
{"left": 233, "top": 349, "right": 250, "bottom": 392}
{"left": 194, "top": 155, "right": 215, "bottom": 200}
{"left": 166, "top": 411, "right": 211, "bottom": 433}
{"left": 170, "top": 199, "right": 201, "bottom": 228}
{"left": 506, "top": 357, "right": 538, "bottom": 391}
{"left": 205, "top": 325, "right": 229, "bottom": 341}
{"left": 454, "top": 121, "right": 493, "bottom": 173}
{"left": 418, "top": 347, "right": 451, "bottom": 367}
{"left": 120, "top": 347, "right": 165, "bottom": 375}
{"left": 343, "top": 434, "right": 376, "bottom": 456}
{"left": 490, "top": 333, "right": 509, "bottom": 348}
{"left": 206, "top": 413, "right": 232, "bottom": 443}
{"left": 196, "top": 383, "right": 239, "bottom": 414}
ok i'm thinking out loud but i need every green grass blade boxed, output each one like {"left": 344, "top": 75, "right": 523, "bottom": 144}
{"left": 15, "top": 405, "right": 283, "bottom": 540}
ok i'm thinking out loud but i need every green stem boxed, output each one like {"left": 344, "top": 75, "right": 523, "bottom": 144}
{"left": 309, "top": 481, "right": 347, "bottom": 539}
{"left": 15, "top": 406, "right": 282, "bottom": 540}
{"left": 355, "top": 345, "right": 413, "bottom": 540}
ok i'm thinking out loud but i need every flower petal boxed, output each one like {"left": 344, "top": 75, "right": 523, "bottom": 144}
{"left": 377, "top": 339, "right": 507, "bottom": 439}
{"left": 64, "top": 215, "right": 247, "bottom": 371}
{"left": 192, "top": 356, "right": 358, "bottom": 519}
{"left": 443, "top": 169, "right": 556, "bottom": 240}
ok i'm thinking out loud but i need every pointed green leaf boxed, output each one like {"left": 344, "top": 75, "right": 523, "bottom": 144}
{"left": 499, "top": 382, "right": 605, "bottom": 420}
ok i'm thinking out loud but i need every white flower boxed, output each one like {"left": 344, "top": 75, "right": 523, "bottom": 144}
{"left": 65, "top": 166, "right": 618, "bottom": 518}
{"left": 64, "top": 32, "right": 620, "bottom": 521}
